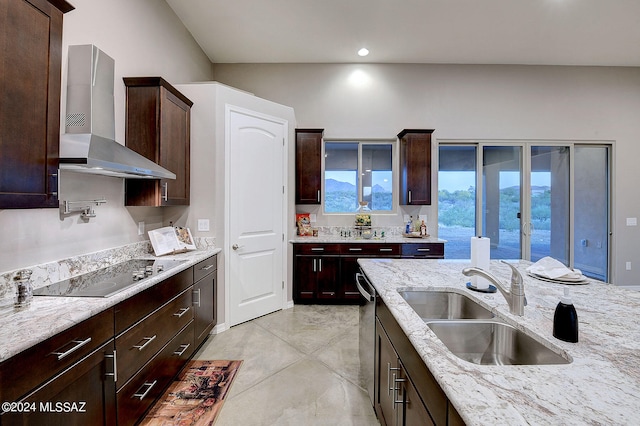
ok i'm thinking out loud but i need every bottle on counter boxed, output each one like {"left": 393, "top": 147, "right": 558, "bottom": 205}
{"left": 406, "top": 216, "right": 412, "bottom": 234}
{"left": 420, "top": 220, "right": 427, "bottom": 236}
{"left": 553, "top": 288, "right": 579, "bottom": 343}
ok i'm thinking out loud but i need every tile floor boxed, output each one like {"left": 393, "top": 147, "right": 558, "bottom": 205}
{"left": 194, "top": 304, "right": 380, "bottom": 425}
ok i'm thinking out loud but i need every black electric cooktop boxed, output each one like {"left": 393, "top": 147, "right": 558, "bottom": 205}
{"left": 33, "top": 259, "right": 187, "bottom": 298}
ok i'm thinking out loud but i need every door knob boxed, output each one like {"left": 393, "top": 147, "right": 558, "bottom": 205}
{"left": 232, "top": 244, "right": 243, "bottom": 250}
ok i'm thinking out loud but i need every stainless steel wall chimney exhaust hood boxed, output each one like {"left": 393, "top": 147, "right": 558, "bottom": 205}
{"left": 59, "top": 45, "right": 176, "bottom": 179}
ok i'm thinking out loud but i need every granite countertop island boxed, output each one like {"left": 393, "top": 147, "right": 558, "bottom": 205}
{"left": 0, "top": 244, "right": 220, "bottom": 363}
{"left": 357, "top": 258, "right": 640, "bottom": 425}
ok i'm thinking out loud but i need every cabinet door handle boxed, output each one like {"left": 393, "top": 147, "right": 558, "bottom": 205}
{"left": 133, "top": 380, "right": 157, "bottom": 400}
{"left": 408, "top": 190, "right": 412, "bottom": 204}
{"left": 51, "top": 337, "right": 92, "bottom": 361}
{"left": 318, "top": 259, "right": 322, "bottom": 272}
{"left": 174, "top": 306, "right": 191, "bottom": 318}
{"left": 393, "top": 373, "right": 407, "bottom": 407}
{"left": 388, "top": 363, "right": 401, "bottom": 395}
{"left": 173, "top": 343, "right": 191, "bottom": 356}
{"left": 162, "top": 182, "right": 168, "bottom": 201}
{"left": 193, "top": 289, "right": 201, "bottom": 307}
{"left": 313, "top": 259, "right": 317, "bottom": 272}
{"left": 133, "top": 335, "right": 157, "bottom": 351}
{"left": 105, "top": 350, "right": 117, "bottom": 382}
{"left": 201, "top": 264, "right": 215, "bottom": 271}
{"left": 317, "top": 190, "right": 320, "bottom": 203}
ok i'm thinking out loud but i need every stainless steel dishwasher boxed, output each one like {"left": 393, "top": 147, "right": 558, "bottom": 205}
{"left": 356, "top": 270, "right": 376, "bottom": 407}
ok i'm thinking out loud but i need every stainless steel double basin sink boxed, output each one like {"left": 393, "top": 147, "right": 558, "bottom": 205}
{"left": 398, "top": 290, "right": 570, "bottom": 366}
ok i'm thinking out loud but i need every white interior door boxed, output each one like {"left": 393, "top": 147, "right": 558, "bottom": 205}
{"left": 227, "top": 107, "right": 285, "bottom": 326}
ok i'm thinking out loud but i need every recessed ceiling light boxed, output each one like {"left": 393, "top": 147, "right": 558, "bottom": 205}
{"left": 358, "top": 48, "right": 369, "bottom": 57}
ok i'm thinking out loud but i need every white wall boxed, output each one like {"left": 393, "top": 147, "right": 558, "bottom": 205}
{"left": 0, "top": 0, "right": 213, "bottom": 272}
{"left": 211, "top": 63, "right": 640, "bottom": 286}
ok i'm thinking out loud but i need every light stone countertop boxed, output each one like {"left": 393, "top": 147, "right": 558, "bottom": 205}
{"left": 357, "top": 258, "right": 640, "bottom": 426}
{"left": 0, "top": 247, "right": 221, "bottom": 363}
{"left": 290, "top": 235, "right": 446, "bottom": 244}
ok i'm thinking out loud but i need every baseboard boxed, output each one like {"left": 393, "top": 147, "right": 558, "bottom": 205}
{"left": 285, "top": 300, "right": 294, "bottom": 309}
{"left": 212, "top": 323, "right": 228, "bottom": 334}
{"left": 620, "top": 285, "right": 640, "bottom": 291}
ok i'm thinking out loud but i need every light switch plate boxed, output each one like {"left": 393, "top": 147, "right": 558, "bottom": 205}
{"left": 310, "top": 214, "right": 317, "bottom": 223}
{"left": 138, "top": 221, "right": 145, "bottom": 236}
{"left": 626, "top": 217, "right": 637, "bottom": 226}
{"left": 197, "top": 219, "right": 210, "bottom": 231}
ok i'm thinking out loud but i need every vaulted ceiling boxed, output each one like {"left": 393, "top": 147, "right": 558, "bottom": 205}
{"left": 166, "top": 0, "right": 640, "bottom": 66}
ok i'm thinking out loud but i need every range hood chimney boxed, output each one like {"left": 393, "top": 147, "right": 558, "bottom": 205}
{"left": 59, "top": 45, "right": 176, "bottom": 179}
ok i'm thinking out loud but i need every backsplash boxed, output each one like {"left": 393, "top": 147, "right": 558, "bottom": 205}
{"left": 0, "top": 238, "right": 216, "bottom": 302}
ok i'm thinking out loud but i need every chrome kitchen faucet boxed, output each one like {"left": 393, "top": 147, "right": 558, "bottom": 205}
{"left": 462, "top": 260, "right": 527, "bottom": 316}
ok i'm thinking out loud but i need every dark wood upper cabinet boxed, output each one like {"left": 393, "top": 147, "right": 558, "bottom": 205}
{"left": 295, "top": 128, "right": 323, "bottom": 204}
{"left": 398, "top": 129, "right": 434, "bottom": 205}
{"left": 123, "top": 77, "right": 193, "bottom": 206}
{"left": 0, "top": 0, "right": 74, "bottom": 209}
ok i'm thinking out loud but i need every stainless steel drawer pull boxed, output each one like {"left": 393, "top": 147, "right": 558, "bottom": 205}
{"left": 105, "top": 350, "right": 118, "bottom": 382}
{"left": 193, "top": 289, "right": 201, "bottom": 307}
{"left": 393, "top": 374, "right": 406, "bottom": 407}
{"left": 388, "top": 363, "right": 401, "bottom": 395}
{"left": 133, "top": 380, "right": 157, "bottom": 400}
{"left": 174, "top": 307, "right": 191, "bottom": 318}
{"left": 349, "top": 248, "right": 362, "bottom": 252}
{"left": 417, "top": 248, "right": 431, "bottom": 252}
{"left": 52, "top": 337, "right": 92, "bottom": 361}
{"left": 174, "top": 343, "right": 191, "bottom": 356}
{"left": 133, "top": 335, "right": 157, "bottom": 351}
{"left": 200, "top": 264, "right": 215, "bottom": 271}
{"left": 311, "top": 247, "right": 325, "bottom": 251}
{"left": 379, "top": 248, "right": 393, "bottom": 252}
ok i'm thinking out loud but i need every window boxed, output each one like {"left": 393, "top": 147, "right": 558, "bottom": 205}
{"left": 324, "top": 141, "right": 393, "bottom": 213}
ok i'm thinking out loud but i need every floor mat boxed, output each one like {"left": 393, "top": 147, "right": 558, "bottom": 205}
{"left": 140, "top": 360, "right": 242, "bottom": 425}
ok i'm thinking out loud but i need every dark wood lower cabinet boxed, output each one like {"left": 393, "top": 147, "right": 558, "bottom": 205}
{"left": 375, "top": 298, "right": 465, "bottom": 426}
{"left": 193, "top": 256, "right": 217, "bottom": 348}
{"left": 1, "top": 340, "right": 116, "bottom": 426}
{"left": 293, "top": 242, "right": 444, "bottom": 304}
{"left": 116, "top": 322, "right": 194, "bottom": 425}
{"left": 1, "top": 254, "right": 218, "bottom": 426}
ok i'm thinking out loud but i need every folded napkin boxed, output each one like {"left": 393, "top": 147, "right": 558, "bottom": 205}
{"left": 526, "top": 257, "right": 582, "bottom": 280}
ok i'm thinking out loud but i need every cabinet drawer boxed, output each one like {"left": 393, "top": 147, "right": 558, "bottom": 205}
{"left": 116, "top": 288, "right": 194, "bottom": 388}
{"left": 193, "top": 255, "right": 217, "bottom": 283}
{"left": 116, "top": 321, "right": 195, "bottom": 425}
{"left": 115, "top": 267, "right": 192, "bottom": 334}
{"left": 3, "top": 340, "right": 117, "bottom": 426}
{"left": 293, "top": 243, "right": 341, "bottom": 255}
{"left": 341, "top": 243, "right": 400, "bottom": 256}
{"left": 401, "top": 243, "right": 444, "bottom": 258}
{"left": 0, "top": 308, "right": 114, "bottom": 403}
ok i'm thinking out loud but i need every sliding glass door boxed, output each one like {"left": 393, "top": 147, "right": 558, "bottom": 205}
{"left": 482, "top": 146, "right": 522, "bottom": 259}
{"left": 439, "top": 142, "right": 610, "bottom": 281}
{"left": 527, "top": 146, "right": 570, "bottom": 264}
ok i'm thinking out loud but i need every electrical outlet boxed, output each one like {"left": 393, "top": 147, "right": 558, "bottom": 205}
{"left": 197, "top": 219, "right": 210, "bottom": 232}
{"left": 626, "top": 261, "right": 632, "bottom": 271}
{"left": 310, "top": 214, "right": 317, "bottom": 223}
{"left": 626, "top": 217, "right": 638, "bottom": 226}
{"left": 137, "top": 221, "right": 145, "bottom": 236}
